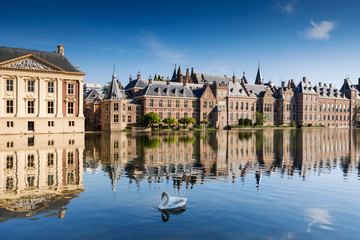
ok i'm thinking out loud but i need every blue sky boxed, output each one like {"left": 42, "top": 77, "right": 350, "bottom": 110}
{"left": 1, "top": 0, "right": 359, "bottom": 88}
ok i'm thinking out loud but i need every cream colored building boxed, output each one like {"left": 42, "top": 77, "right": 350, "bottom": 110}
{"left": 0, "top": 45, "right": 85, "bottom": 134}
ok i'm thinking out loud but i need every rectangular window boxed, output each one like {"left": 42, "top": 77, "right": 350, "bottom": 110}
{"left": 235, "top": 102, "right": 239, "bottom": 110}
{"left": 27, "top": 154, "right": 35, "bottom": 168}
{"left": 203, "top": 101, "right": 207, "bottom": 108}
{"left": 206, "top": 92, "right": 210, "bottom": 98}
{"left": 176, "top": 100, "right": 180, "bottom": 108}
{"left": 114, "top": 103, "right": 119, "bottom": 111}
{"left": 128, "top": 115, "right": 131, "bottom": 122}
{"left": 149, "top": 99, "right": 153, "bottom": 107}
{"left": 192, "top": 101, "right": 196, "bottom": 108}
{"left": 27, "top": 100, "right": 34, "bottom": 114}
{"left": 48, "top": 82, "right": 54, "bottom": 93}
{"left": 123, "top": 104, "right": 125, "bottom": 111}
{"left": 105, "top": 115, "right": 109, "bottom": 123}
{"left": 159, "top": 99, "right": 163, "bottom": 107}
{"left": 184, "top": 100, "right": 188, "bottom": 108}
{"left": 28, "top": 121, "right": 34, "bottom": 131}
{"left": 168, "top": 112, "right": 171, "bottom": 118}
{"left": 6, "top": 100, "right": 14, "bottom": 113}
{"left": 176, "top": 112, "right": 179, "bottom": 119}
{"left": 114, "top": 114, "right": 119, "bottom": 123}
{"left": 68, "top": 121, "right": 75, "bottom": 126}
{"left": 6, "top": 156, "right": 14, "bottom": 169}
{"left": 168, "top": 100, "right": 171, "bottom": 107}
{"left": 6, "top": 177, "right": 14, "bottom": 189}
{"left": 47, "top": 153, "right": 54, "bottom": 166}
{"left": 48, "top": 175, "right": 54, "bottom": 186}
{"left": 6, "top": 79, "right": 14, "bottom": 92}
{"left": 105, "top": 103, "right": 109, "bottom": 111}
{"left": 122, "top": 115, "right": 126, "bottom": 122}
{"left": 230, "top": 102, "right": 233, "bottom": 110}
{"left": 159, "top": 112, "right": 162, "bottom": 119}
{"left": 67, "top": 152, "right": 74, "bottom": 165}
{"left": 209, "top": 101, "right": 213, "bottom": 108}
{"left": 48, "top": 101, "right": 54, "bottom": 114}
{"left": 241, "top": 102, "right": 244, "bottom": 110}
{"left": 48, "top": 121, "right": 54, "bottom": 127}
{"left": 136, "top": 115, "right": 140, "bottom": 122}
{"left": 203, "top": 112, "right": 207, "bottom": 120}
{"left": 7, "top": 121, "right": 14, "bottom": 127}
{"left": 68, "top": 83, "right": 74, "bottom": 94}
{"left": 27, "top": 80, "right": 35, "bottom": 92}
{"left": 128, "top": 106, "right": 131, "bottom": 111}
{"left": 184, "top": 112, "right": 188, "bottom": 118}
{"left": 67, "top": 102, "right": 74, "bottom": 115}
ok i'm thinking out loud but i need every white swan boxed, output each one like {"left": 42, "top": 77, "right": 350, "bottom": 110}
{"left": 158, "top": 192, "right": 187, "bottom": 210}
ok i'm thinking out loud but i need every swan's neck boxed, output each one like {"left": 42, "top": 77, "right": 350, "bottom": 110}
{"left": 163, "top": 193, "right": 170, "bottom": 205}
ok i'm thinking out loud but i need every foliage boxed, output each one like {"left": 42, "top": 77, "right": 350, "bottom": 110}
{"left": 194, "top": 124, "right": 203, "bottom": 129}
{"left": 101, "top": 81, "right": 111, "bottom": 95}
{"left": 255, "top": 112, "right": 265, "bottom": 126}
{"left": 244, "top": 118, "right": 253, "bottom": 126}
{"left": 140, "top": 112, "right": 161, "bottom": 127}
{"left": 178, "top": 117, "right": 196, "bottom": 126}
{"left": 162, "top": 117, "right": 178, "bottom": 126}
{"left": 238, "top": 118, "right": 244, "bottom": 126}
{"left": 290, "top": 121, "right": 296, "bottom": 127}
{"left": 142, "top": 137, "right": 161, "bottom": 149}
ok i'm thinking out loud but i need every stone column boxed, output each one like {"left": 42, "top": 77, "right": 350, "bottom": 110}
{"left": 38, "top": 77, "right": 45, "bottom": 117}
{"left": 16, "top": 75, "right": 25, "bottom": 117}
{"left": 0, "top": 75, "right": 3, "bottom": 116}
{"left": 78, "top": 80, "right": 84, "bottom": 117}
{"left": 56, "top": 78, "right": 63, "bottom": 117}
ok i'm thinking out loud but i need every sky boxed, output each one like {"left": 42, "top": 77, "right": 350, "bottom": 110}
{"left": 0, "top": 0, "right": 359, "bottom": 88}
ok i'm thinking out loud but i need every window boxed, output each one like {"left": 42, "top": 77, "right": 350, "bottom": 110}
{"left": 241, "top": 102, "right": 244, "bottom": 110}
{"left": 7, "top": 142, "right": 14, "bottom": 148}
{"left": 47, "top": 153, "right": 54, "bottom": 166}
{"left": 6, "top": 79, "right": 13, "bottom": 91}
{"left": 203, "top": 101, "right": 207, "bottom": 108}
{"left": 128, "top": 115, "right": 131, "bottom": 122}
{"left": 7, "top": 121, "right": 14, "bottom": 127}
{"left": 128, "top": 106, "right": 131, "bottom": 111}
{"left": 68, "top": 83, "right": 74, "bottom": 94}
{"left": 168, "top": 100, "right": 171, "bottom": 107}
{"left": 6, "top": 177, "right": 14, "bottom": 189}
{"left": 203, "top": 112, "right": 207, "bottom": 120}
{"left": 122, "top": 115, "right": 125, "bottom": 122}
{"left": 192, "top": 101, "right": 196, "bottom": 108}
{"left": 136, "top": 106, "right": 140, "bottom": 111}
{"left": 176, "top": 100, "right": 180, "bottom": 108}
{"left": 159, "top": 112, "right": 162, "bottom": 119}
{"left": 184, "top": 112, "right": 188, "bottom": 118}
{"left": 48, "top": 175, "right": 54, "bottom": 186}
{"left": 123, "top": 104, "right": 125, "bottom": 111}
{"left": 105, "top": 115, "right": 109, "bottom": 123}
{"left": 27, "top": 80, "right": 35, "bottom": 92}
{"left": 48, "top": 101, "right": 54, "bottom": 114}
{"left": 246, "top": 103, "right": 248, "bottom": 110}
{"left": 69, "top": 121, "right": 75, "bottom": 126}
{"left": 114, "top": 114, "right": 119, "bottom": 123}
{"left": 206, "top": 92, "right": 210, "bottom": 98}
{"left": 6, "top": 156, "right": 13, "bottom": 169}
{"left": 28, "top": 121, "right": 34, "bottom": 131}
{"left": 176, "top": 112, "right": 179, "bottom": 119}
{"left": 105, "top": 103, "right": 109, "bottom": 111}
{"left": 168, "top": 112, "right": 171, "bottom": 118}
{"left": 114, "top": 103, "right": 119, "bottom": 111}
{"left": 67, "top": 152, "right": 74, "bottom": 165}
{"left": 159, "top": 99, "right": 163, "bottom": 107}
{"left": 230, "top": 102, "right": 233, "bottom": 110}
{"left": 209, "top": 101, "right": 213, "bottom": 108}
{"left": 184, "top": 100, "right": 188, "bottom": 108}
{"left": 27, "top": 154, "right": 35, "bottom": 168}
{"left": 230, "top": 113, "right": 233, "bottom": 121}
{"left": 6, "top": 100, "right": 14, "bottom": 113}
{"left": 27, "top": 100, "right": 35, "bottom": 114}
{"left": 67, "top": 102, "right": 74, "bottom": 115}
{"left": 48, "top": 82, "right": 54, "bottom": 93}
{"left": 149, "top": 99, "right": 153, "bottom": 107}
{"left": 235, "top": 102, "right": 239, "bottom": 110}
{"left": 48, "top": 121, "right": 54, "bottom": 127}
{"left": 48, "top": 140, "right": 54, "bottom": 146}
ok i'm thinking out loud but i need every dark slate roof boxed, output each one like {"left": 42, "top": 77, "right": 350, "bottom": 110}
{"left": 255, "top": 67, "right": 263, "bottom": 85}
{"left": 136, "top": 82, "right": 196, "bottom": 98}
{"left": 294, "top": 80, "right": 317, "bottom": 94}
{"left": 125, "top": 79, "right": 148, "bottom": 90}
{"left": 171, "top": 65, "right": 177, "bottom": 80}
{"left": 201, "top": 74, "right": 232, "bottom": 84}
{"left": 314, "top": 85, "right": 348, "bottom": 99}
{"left": 193, "top": 86, "right": 207, "bottom": 98}
{"left": 228, "top": 81, "right": 249, "bottom": 98}
{"left": 104, "top": 73, "right": 126, "bottom": 100}
{"left": 84, "top": 88, "right": 102, "bottom": 101}
{"left": 244, "top": 84, "right": 269, "bottom": 98}
{"left": 0, "top": 46, "right": 80, "bottom": 72}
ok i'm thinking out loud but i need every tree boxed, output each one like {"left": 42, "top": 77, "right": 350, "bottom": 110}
{"left": 140, "top": 112, "right": 161, "bottom": 127}
{"left": 178, "top": 117, "right": 196, "bottom": 127}
{"left": 238, "top": 118, "right": 245, "bottom": 126}
{"left": 255, "top": 112, "right": 265, "bottom": 126}
{"left": 162, "top": 117, "right": 178, "bottom": 127}
{"left": 101, "top": 81, "right": 111, "bottom": 95}
{"left": 200, "top": 120, "right": 210, "bottom": 129}
{"left": 244, "top": 118, "right": 253, "bottom": 126}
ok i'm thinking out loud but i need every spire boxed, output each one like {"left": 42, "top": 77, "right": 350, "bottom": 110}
{"left": 171, "top": 64, "right": 177, "bottom": 80}
{"left": 177, "top": 65, "right": 182, "bottom": 76}
{"left": 104, "top": 68, "right": 123, "bottom": 100}
{"left": 255, "top": 63, "right": 263, "bottom": 85}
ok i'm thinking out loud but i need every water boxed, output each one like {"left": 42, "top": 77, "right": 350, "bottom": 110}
{"left": 0, "top": 129, "right": 359, "bottom": 239}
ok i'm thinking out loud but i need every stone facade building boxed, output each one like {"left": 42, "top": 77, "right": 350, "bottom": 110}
{"left": 97, "top": 65, "right": 360, "bottom": 131}
{"left": 0, "top": 45, "right": 86, "bottom": 134}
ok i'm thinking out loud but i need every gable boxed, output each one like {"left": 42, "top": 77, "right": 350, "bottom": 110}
{"left": 0, "top": 54, "right": 64, "bottom": 71}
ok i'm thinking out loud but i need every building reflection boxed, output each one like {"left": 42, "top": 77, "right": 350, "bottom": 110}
{"left": 0, "top": 134, "right": 84, "bottom": 222}
{"left": 85, "top": 129, "right": 360, "bottom": 191}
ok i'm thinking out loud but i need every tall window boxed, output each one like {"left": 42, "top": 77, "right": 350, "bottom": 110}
{"left": 192, "top": 101, "right": 195, "bottom": 108}
{"left": 230, "top": 102, "right": 233, "bottom": 110}
{"left": 176, "top": 100, "right": 180, "bottom": 108}
{"left": 149, "top": 99, "right": 153, "bottom": 107}
{"left": 184, "top": 112, "right": 188, "bottom": 118}
{"left": 168, "top": 99, "right": 171, "bottom": 107}
{"left": 203, "top": 101, "right": 207, "bottom": 108}
{"left": 128, "top": 115, "right": 132, "bottom": 122}
{"left": 168, "top": 112, "right": 171, "bottom": 118}
{"left": 48, "top": 101, "right": 54, "bottom": 114}
{"left": 114, "top": 103, "right": 119, "bottom": 111}
{"left": 114, "top": 114, "right": 119, "bottom": 123}
{"left": 68, "top": 83, "right": 74, "bottom": 94}
{"left": 105, "top": 103, "right": 109, "bottom": 111}
{"left": 209, "top": 101, "right": 213, "bottom": 108}
{"left": 206, "top": 92, "right": 210, "bottom": 98}
{"left": 159, "top": 112, "right": 163, "bottom": 119}
{"left": 67, "top": 102, "right": 74, "bottom": 114}
{"left": 27, "top": 100, "right": 34, "bottom": 114}
{"left": 48, "top": 82, "right": 54, "bottom": 93}
{"left": 47, "top": 153, "right": 54, "bottom": 166}
{"left": 159, "top": 99, "right": 163, "bottom": 107}
{"left": 184, "top": 100, "right": 188, "bottom": 108}
{"left": 6, "top": 100, "right": 14, "bottom": 113}
{"left": 27, "top": 80, "right": 35, "bottom": 92}
{"left": 6, "top": 156, "right": 13, "bottom": 169}
{"left": 27, "top": 154, "right": 35, "bottom": 168}
{"left": 176, "top": 112, "right": 179, "bottom": 119}
{"left": 6, "top": 79, "right": 13, "bottom": 91}
{"left": 203, "top": 112, "right": 207, "bottom": 120}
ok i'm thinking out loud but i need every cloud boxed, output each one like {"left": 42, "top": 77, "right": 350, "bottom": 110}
{"left": 278, "top": 0, "right": 296, "bottom": 14}
{"left": 305, "top": 208, "right": 334, "bottom": 232}
{"left": 305, "top": 20, "right": 336, "bottom": 40}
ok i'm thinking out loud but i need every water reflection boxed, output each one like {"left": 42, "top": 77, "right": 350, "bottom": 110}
{"left": 305, "top": 208, "right": 334, "bottom": 232}
{"left": 0, "top": 134, "right": 84, "bottom": 222}
{"left": 85, "top": 129, "right": 360, "bottom": 191}
{"left": 159, "top": 207, "right": 186, "bottom": 222}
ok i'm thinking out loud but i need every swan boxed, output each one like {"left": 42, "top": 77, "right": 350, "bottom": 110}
{"left": 158, "top": 192, "right": 187, "bottom": 210}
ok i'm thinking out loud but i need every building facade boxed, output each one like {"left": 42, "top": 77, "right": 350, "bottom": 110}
{"left": 0, "top": 45, "right": 86, "bottom": 134}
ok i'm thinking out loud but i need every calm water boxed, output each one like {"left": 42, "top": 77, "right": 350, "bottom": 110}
{"left": 0, "top": 129, "right": 359, "bottom": 240}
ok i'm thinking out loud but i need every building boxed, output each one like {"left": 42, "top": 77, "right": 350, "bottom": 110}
{"left": 84, "top": 83, "right": 101, "bottom": 93}
{"left": 97, "top": 65, "right": 360, "bottom": 131}
{"left": 0, "top": 45, "right": 86, "bottom": 134}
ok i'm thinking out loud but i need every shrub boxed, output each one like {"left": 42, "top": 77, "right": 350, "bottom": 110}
{"left": 244, "top": 118, "right": 253, "bottom": 126}
{"left": 194, "top": 124, "right": 203, "bottom": 129}
{"left": 238, "top": 118, "right": 245, "bottom": 126}
{"left": 290, "top": 121, "right": 296, "bottom": 127}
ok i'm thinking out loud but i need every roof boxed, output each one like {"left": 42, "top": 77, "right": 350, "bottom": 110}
{"left": 228, "top": 81, "right": 249, "bottom": 98}
{"left": 125, "top": 79, "right": 148, "bottom": 90}
{"left": 255, "top": 66, "right": 263, "bottom": 85}
{"left": 103, "top": 73, "right": 126, "bottom": 100}
{"left": 201, "top": 74, "right": 232, "bottom": 84}
{"left": 0, "top": 46, "right": 80, "bottom": 72}
{"left": 294, "top": 79, "right": 317, "bottom": 94}
{"left": 314, "top": 85, "right": 348, "bottom": 100}
{"left": 136, "top": 82, "right": 196, "bottom": 98}
{"left": 84, "top": 88, "right": 102, "bottom": 101}
{"left": 193, "top": 86, "right": 207, "bottom": 98}
{"left": 244, "top": 84, "right": 270, "bottom": 98}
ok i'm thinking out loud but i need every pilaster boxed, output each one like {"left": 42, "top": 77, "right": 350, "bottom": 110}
{"left": 38, "top": 77, "right": 45, "bottom": 117}
{"left": 0, "top": 75, "right": 3, "bottom": 116}
{"left": 78, "top": 80, "right": 84, "bottom": 117}
{"left": 16, "top": 75, "right": 25, "bottom": 117}
{"left": 56, "top": 78, "right": 63, "bottom": 117}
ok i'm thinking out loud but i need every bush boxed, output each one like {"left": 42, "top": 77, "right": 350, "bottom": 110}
{"left": 194, "top": 124, "right": 203, "bottom": 129}
{"left": 290, "top": 121, "right": 296, "bottom": 127}
{"left": 224, "top": 125, "right": 232, "bottom": 130}
{"left": 238, "top": 118, "right": 245, "bottom": 126}
{"left": 244, "top": 118, "right": 253, "bottom": 126}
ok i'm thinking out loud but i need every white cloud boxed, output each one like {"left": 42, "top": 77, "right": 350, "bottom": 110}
{"left": 280, "top": 0, "right": 296, "bottom": 14}
{"left": 305, "top": 208, "right": 334, "bottom": 232}
{"left": 305, "top": 20, "right": 336, "bottom": 40}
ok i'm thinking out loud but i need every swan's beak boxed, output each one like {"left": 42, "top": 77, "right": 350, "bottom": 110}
{"left": 161, "top": 192, "right": 166, "bottom": 199}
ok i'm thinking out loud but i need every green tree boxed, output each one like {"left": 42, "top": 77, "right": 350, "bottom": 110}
{"left": 200, "top": 120, "right": 210, "bottom": 129}
{"left": 244, "top": 118, "right": 253, "bottom": 126}
{"left": 255, "top": 112, "right": 265, "bottom": 126}
{"left": 140, "top": 112, "right": 161, "bottom": 127}
{"left": 238, "top": 118, "right": 245, "bottom": 126}
{"left": 178, "top": 117, "right": 196, "bottom": 127}
{"left": 101, "top": 81, "right": 111, "bottom": 95}
{"left": 162, "top": 117, "right": 178, "bottom": 127}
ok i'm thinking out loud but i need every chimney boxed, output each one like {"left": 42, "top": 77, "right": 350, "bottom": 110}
{"left": 281, "top": 80, "right": 285, "bottom": 88}
{"left": 329, "top": 83, "right": 332, "bottom": 88}
{"left": 303, "top": 77, "right": 307, "bottom": 82}
{"left": 148, "top": 75, "right": 152, "bottom": 84}
{"left": 137, "top": 71, "right": 141, "bottom": 80}
{"left": 319, "top": 82, "right": 322, "bottom": 87}
{"left": 232, "top": 74, "right": 236, "bottom": 84}
{"left": 191, "top": 67, "right": 194, "bottom": 76}
{"left": 186, "top": 68, "right": 190, "bottom": 81}
{"left": 324, "top": 83, "right": 327, "bottom": 87}
{"left": 57, "top": 45, "right": 64, "bottom": 55}
{"left": 166, "top": 79, "right": 170, "bottom": 85}
{"left": 183, "top": 79, "right": 187, "bottom": 86}
{"left": 129, "top": 75, "right": 132, "bottom": 82}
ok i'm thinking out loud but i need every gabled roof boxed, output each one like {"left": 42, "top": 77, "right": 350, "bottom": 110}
{"left": 228, "top": 81, "right": 249, "bottom": 98}
{"left": 294, "top": 79, "right": 317, "bottom": 94}
{"left": 340, "top": 78, "right": 353, "bottom": 91}
{"left": 125, "top": 79, "right": 148, "bottom": 90}
{"left": 84, "top": 88, "right": 102, "bottom": 101}
{"left": 314, "top": 85, "right": 348, "bottom": 100}
{"left": 0, "top": 46, "right": 80, "bottom": 72}
{"left": 201, "top": 74, "right": 232, "bottom": 84}
{"left": 193, "top": 86, "right": 207, "bottom": 98}
{"left": 244, "top": 84, "right": 271, "bottom": 98}
{"left": 103, "top": 73, "right": 126, "bottom": 100}
{"left": 136, "top": 82, "right": 196, "bottom": 98}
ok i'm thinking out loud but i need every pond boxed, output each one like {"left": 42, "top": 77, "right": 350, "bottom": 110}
{"left": 0, "top": 128, "right": 359, "bottom": 239}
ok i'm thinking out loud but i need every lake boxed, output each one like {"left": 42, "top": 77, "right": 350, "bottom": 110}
{"left": 0, "top": 128, "right": 359, "bottom": 239}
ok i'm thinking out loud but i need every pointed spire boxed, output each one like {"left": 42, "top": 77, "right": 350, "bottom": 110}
{"left": 177, "top": 65, "right": 182, "bottom": 76}
{"left": 104, "top": 68, "right": 123, "bottom": 100}
{"left": 171, "top": 64, "right": 177, "bottom": 80}
{"left": 255, "top": 63, "right": 263, "bottom": 85}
